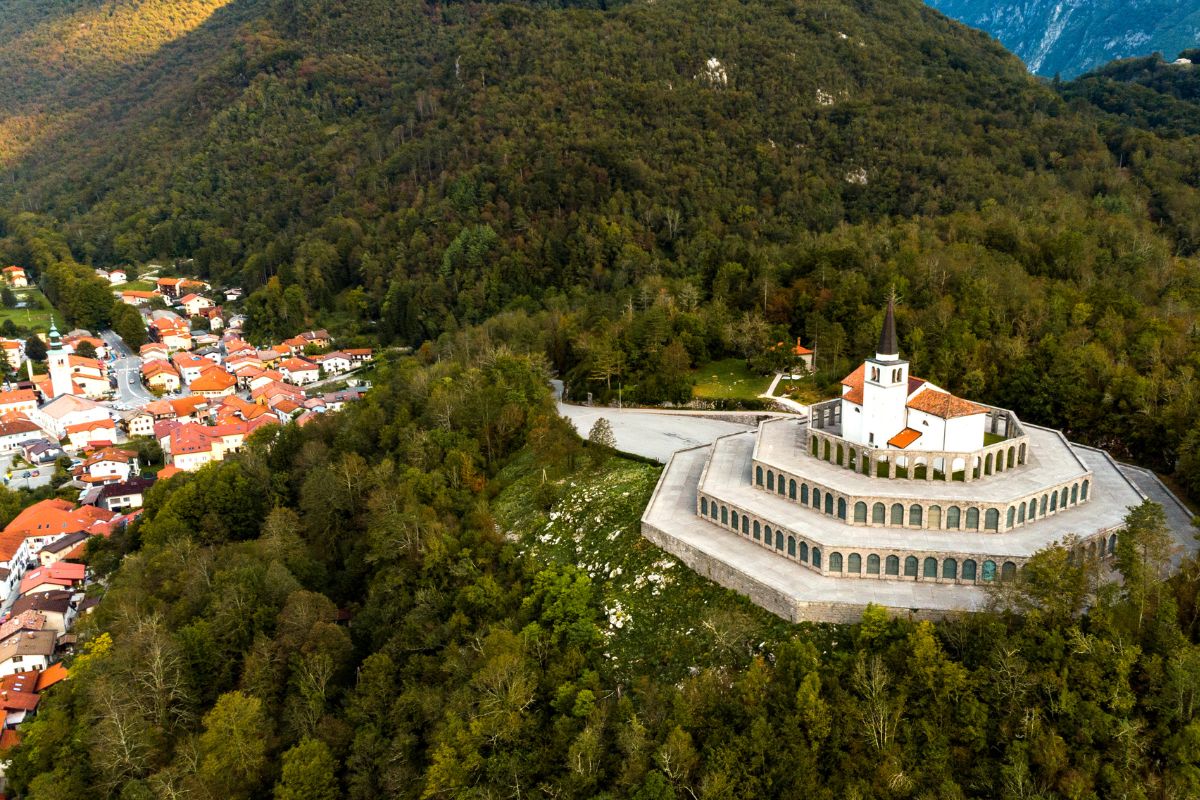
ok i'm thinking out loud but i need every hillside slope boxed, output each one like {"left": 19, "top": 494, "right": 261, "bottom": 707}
{"left": 925, "top": 0, "right": 1200, "bottom": 78}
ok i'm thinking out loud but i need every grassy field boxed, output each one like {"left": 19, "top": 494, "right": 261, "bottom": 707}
{"left": 493, "top": 453, "right": 807, "bottom": 681}
{"left": 0, "top": 288, "right": 64, "bottom": 333}
{"left": 776, "top": 376, "right": 827, "bottom": 404}
{"left": 119, "top": 279, "right": 157, "bottom": 292}
{"left": 690, "top": 358, "right": 773, "bottom": 402}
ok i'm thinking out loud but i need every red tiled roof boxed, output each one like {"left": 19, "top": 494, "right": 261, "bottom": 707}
{"left": 906, "top": 388, "right": 987, "bottom": 419}
{"left": 840, "top": 364, "right": 865, "bottom": 405}
{"left": 35, "top": 662, "right": 67, "bottom": 691}
{"left": 887, "top": 427, "right": 923, "bottom": 449}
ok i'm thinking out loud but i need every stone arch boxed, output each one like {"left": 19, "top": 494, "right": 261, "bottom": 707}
{"left": 837, "top": 497, "right": 847, "bottom": 519}
{"left": 731, "top": 510, "right": 738, "bottom": 530}
{"left": 966, "top": 508, "right": 980, "bottom": 529}
{"left": 1018, "top": 503, "right": 1026, "bottom": 524}
{"left": 755, "top": 466, "right": 763, "bottom": 486}
{"left": 848, "top": 449, "right": 857, "bottom": 470}
{"left": 872, "top": 503, "right": 886, "bottom": 524}
{"left": 1060, "top": 487, "right": 1069, "bottom": 508}
{"left": 801, "top": 484, "right": 810, "bottom": 504}
{"left": 862, "top": 453, "right": 871, "bottom": 476}
{"left": 1082, "top": 479, "right": 1089, "bottom": 499}
{"left": 1040, "top": 494, "right": 1048, "bottom": 515}
{"left": 909, "top": 504, "right": 923, "bottom": 527}
{"left": 1006, "top": 507, "right": 1015, "bottom": 529}
{"left": 764, "top": 525, "right": 772, "bottom": 544}
{"left": 904, "top": 556, "right": 918, "bottom": 577}
{"left": 701, "top": 497, "right": 708, "bottom": 516}
{"left": 914, "top": 457, "right": 928, "bottom": 480}
{"left": 836, "top": 443, "right": 844, "bottom": 466}
{"left": 778, "top": 478, "right": 786, "bottom": 496}
{"left": 1108, "top": 533, "right": 1117, "bottom": 554}
{"left": 822, "top": 440, "right": 831, "bottom": 461}
{"left": 824, "top": 494, "right": 834, "bottom": 515}
{"left": 1007, "top": 446, "right": 1016, "bottom": 469}
{"left": 876, "top": 454, "right": 890, "bottom": 478}
{"left": 775, "top": 530, "right": 784, "bottom": 551}
{"left": 812, "top": 547, "right": 822, "bottom": 569}
{"left": 947, "top": 506, "right": 961, "bottom": 529}
{"left": 985, "top": 452, "right": 994, "bottom": 475}
{"left": 767, "top": 471, "right": 775, "bottom": 491}
{"left": 854, "top": 501, "right": 867, "bottom": 523}
{"left": 985, "top": 508, "right": 999, "bottom": 531}
{"left": 1028, "top": 498, "right": 1037, "bottom": 520}
{"left": 788, "top": 536, "right": 796, "bottom": 557}
{"left": 923, "top": 557, "right": 938, "bottom": 578}
{"left": 928, "top": 505, "right": 942, "bottom": 529}
{"left": 951, "top": 457, "right": 966, "bottom": 479}
{"left": 867, "top": 554, "right": 880, "bottom": 575}
{"left": 721, "top": 506, "right": 728, "bottom": 525}
{"left": 1049, "top": 491, "right": 1058, "bottom": 512}
{"left": 710, "top": 502, "right": 718, "bottom": 519}
{"left": 789, "top": 479, "right": 797, "bottom": 500}
{"left": 982, "top": 560, "right": 997, "bottom": 581}
{"left": 753, "top": 520, "right": 761, "bottom": 540}
{"left": 934, "top": 457, "right": 946, "bottom": 480}
{"left": 848, "top": 553, "right": 862, "bottom": 573}
{"left": 1018, "top": 442, "right": 1027, "bottom": 464}
{"left": 1071, "top": 484, "right": 1078, "bottom": 504}
{"left": 812, "top": 488, "right": 821, "bottom": 509}
{"left": 742, "top": 516, "right": 749, "bottom": 535}
{"left": 890, "top": 503, "right": 905, "bottom": 525}
{"left": 885, "top": 555, "right": 900, "bottom": 575}
{"left": 942, "top": 558, "right": 958, "bottom": 579}
{"left": 1087, "top": 541, "right": 1097, "bottom": 559}
{"left": 962, "top": 559, "right": 977, "bottom": 581}
{"left": 1001, "top": 561, "right": 1017, "bottom": 581}
{"left": 800, "top": 541, "right": 809, "bottom": 561}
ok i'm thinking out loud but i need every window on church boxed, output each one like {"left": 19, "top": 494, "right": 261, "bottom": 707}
{"left": 962, "top": 560, "right": 977, "bottom": 581}
{"left": 885, "top": 555, "right": 899, "bottom": 575}
{"left": 981, "top": 560, "right": 997, "bottom": 581}
{"left": 904, "top": 556, "right": 918, "bottom": 577}
{"left": 923, "top": 558, "right": 938, "bottom": 578}
{"left": 890, "top": 504, "right": 904, "bottom": 525}
{"left": 829, "top": 552, "right": 843, "bottom": 572}
{"left": 965, "top": 508, "right": 979, "bottom": 529}
{"left": 848, "top": 553, "right": 861, "bottom": 573}
{"left": 985, "top": 509, "right": 999, "bottom": 530}
{"left": 787, "top": 537, "right": 796, "bottom": 557}
{"left": 872, "top": 503, "right": 885, "bottom": 524}
{"left": 811, "top": 548, "right": 821, "bottom": 569}
{"left": 942, "top": 559, "right": 958, "bottom": 580}
{"left": 867, "top": 554, "right": 880, "bottom": 574}
{"left": 854, "top": 502, "right": 867, "bottom": 523}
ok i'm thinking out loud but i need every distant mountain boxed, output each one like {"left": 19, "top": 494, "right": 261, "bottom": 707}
{"left": 925, "top": 0, "right": 1200, "bottom": 78}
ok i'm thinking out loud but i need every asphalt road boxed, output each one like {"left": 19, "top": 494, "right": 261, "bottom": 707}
{"left": 100, "top": 330, "right": 154, "bottom": 407}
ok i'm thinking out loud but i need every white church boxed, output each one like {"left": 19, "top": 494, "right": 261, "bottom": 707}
{"left": 641, "top": 299, "right": 1194, "bottom": 622}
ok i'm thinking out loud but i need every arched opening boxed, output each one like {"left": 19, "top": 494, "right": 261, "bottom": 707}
{"left": 928, "top": 505, "right": 942, "bottom": 528}
{"left": 1049, "top": 492, "right": 1058, "bottom": 512}
{"left": 982, "top": 560, "right": 997, "bottom": 581}
{"left": 1071, "top": 484, "right": 1078, "bottom": 504}
{"left": 962, "top": 560, "right": 977, "bottom": 581}
{"left": 972, "top": 456, "right": 981, "bottom": 479}
{"left": 914, "top": 459, "right": 927, "bottom": 480}
{"left": 801, "top": 484, "right": 809, "bottom": 504}
{"left": 966, "top": 508, "right": 980, "bottom": 529}
{"left": 1087, "top": 541, "right": 1096, "bottom": 560}
{"left": 811, "top": 436, "right": 818, "bottom": 457}
{"left": 731, "top": 510, "right": 739, "bottom": 530}
{"left": 942, "top": 558, "right": 958, "bottom": 580}
{"left": 1108, "top": 534, "right": 1117, "bottom": 554}
{"left": 1040, "top": 495, "right": 1048, "bottom": 515}
{"left": 1028, "top": 499, "right": 1037, "bottom": 520}
{"left": 951, "top": 457, "right": 966, "bottom": 481}
{"left": 985, "top": 452, "right": 993, "bottom": 475}
{"left": 1060, "top": 487, "right": 1069, "bottom": 508}
{"left": 824, "top": 494, "right": 834, "bottom": 515}
{"left": 890, "top": 503, "right": 904, "bottom": 525}
{"left": 755, "top": 466, "right": 763, "bottom": 486}
{"left": 764, "top": 525, "right": 772, "bottom": 544}
{"left": 1001, "top": 561, "right": 1017, "bottom": 581}
{"left": 836, "top": 444, "right": 844, "bottom": 466}
{"left": 848, "top": 553, "right": 862, "bottom": 573}
{"left": 823, "top": 440, "right": 830, "bottom": 461}
{"left": 1006, "top": 507, "right": 1015, "bottom": 529}
{"left": 829, "top": 552, "right": 843, "bottom": 572}
{"left": 789, "top": 479, "right": 797, "bottom": 500}
{"left": 788, "top": 536, "right": 796, "bottom": 557}
{"left": 800, "top": 541, "right": 809, "bottom": 561}
{"left": 1018, "top": 442, "right": 1027, "bottom": 464}
{"left": 885, "top": 555, "right": 900, "bottom": 575}
{"left": 1082, "top": 479, "right": 1089, "bottom": 500}
{"left": 720, "top": 506, "right": 728, "bottom": 525}
{"left": 701, "top": 498, "right": 708, "bottom": 516}
{"left": 877, "top": 455, "right": 890, "bottom": 478}
{"left": 854, "top": 502, "right": 867, "bottom": 523}
{"left": 947, "top": 506, "right": 961, "bottom": 529}
{"left": 1018, "top": 503, "right": 1026, "bottom": 524}
{"left": 867, "top": 554, "right": 880, "bottom": 575}
{"left": 767, "top": 471, "right": 775, "bottom": 492}
{"left": 813, "top": 488, "right": 821, "bottom": 509}
{"left": 742, "top": 516, "right": 749, "bottom": 535}
{"left": 923, "top": 557, "right": 938, "bottom": 578}
{"left": 1007, "top": 447, "right": 1015, "bottom": 469}
{"left": 862, "top": 455, "right": 871, "bottom": 476}
{"left": 848, "top": 449, "right": 857, "bottom": 470}
{"left": 985, "top": 508, "right": 999, "bottom": 531}
{"left": 837, "top": 497, "right": 847, "bottom": 519}
{"left": 812, "top": 548, "right": 822, "bottom": 569}
{"left": 753, "top": 521, "right": 761, "bottom": 540}
{"left": 909, "top": 505, "right": 923, "bottom": 527}
{"left": 710, "top": 502, "right": 718, "bottom": 520}
{"left": 934, "top": 457, "right": 946, "bottom": 481}
{"left": 777, "top": 478, "right": 785, "bottom": 496}
{"left": 904, "top": 556, "right": 918, "bottom": 577}
{"left": 872, "top": 503, "right": 886, "bottom": 524}
{"left": 775, "top": 530, "right": 784, "bottom": 551}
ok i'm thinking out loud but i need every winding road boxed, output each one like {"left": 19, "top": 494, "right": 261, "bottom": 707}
{"left": 100, "top": 329, "right": 154, "bottom": 408}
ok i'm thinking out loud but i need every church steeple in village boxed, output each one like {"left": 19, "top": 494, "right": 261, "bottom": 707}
{"left": 876, "top": 295, "right": 898, "bottom": 361}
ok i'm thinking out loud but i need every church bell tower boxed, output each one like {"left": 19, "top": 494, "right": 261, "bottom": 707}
{"left": 860, "top": 297, "right": 909, "bottom": 447}
{"left": 47, "top": 322, "right": 73, "bottom": 398}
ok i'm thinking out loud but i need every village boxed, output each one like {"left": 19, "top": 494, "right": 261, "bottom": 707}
{"left": 0, "top": 265, "right": 374, "bottom": 762}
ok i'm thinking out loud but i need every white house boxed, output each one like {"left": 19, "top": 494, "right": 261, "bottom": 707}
{"left": 0, "top": 630, "right": 56, "bottom": 677}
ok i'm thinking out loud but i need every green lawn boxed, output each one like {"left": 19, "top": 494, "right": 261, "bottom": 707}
{"left": 0, "top": 288, "right": 65, "bottom": 333}
{"left": 777, "top": 377, "right": 827, "bottom": 404}
{"left": 493, "top": 453, "right": 804, "bottom": 681}
{"left": 120, "top": 279, "right": 157, "bottom": 292}
{"left": 984, "top": 432, "right": 1006, "bottom": 446}
{"left": 690, "top": 358, "right": 773, "bottom": 401}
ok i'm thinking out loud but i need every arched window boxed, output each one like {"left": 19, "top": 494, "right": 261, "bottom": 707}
{"left": 909, "top": 505, "right": 923, "bottom": 527}
{"left": 811, "top": 436, "right": 819, "bottom": 456}
{"left": 1049, "top": 491, "right": 1058, "bottom": 512}
{"left": 1008, "top": 447, "right": 1015, "bottom": 469}
{"left": 942, "top": 558, "right": 958, "bottom": 579}
{"left": 836, "top": 444, "right": 844, "bottom": 465}
{"left": 1018, "top": 503, "right": 1026, "bottom": 524}
{"left": 824, "top": 494, "right": 834, "bottom": 515}
{"left": 823, "top": 440, "right": 830, "bottom": 461}
{"left": 837, "top": 498, "right": 847, "bottom": 519}
{"left": 885, "top": 555, "right": 899, "bottom": 575}
{"left": 1018, "top": 442, "right": 1027, "bottom": 464}
{"left": 985, "top": 509, "right": 999, "bottom": 531}
{"left": 891, "top": 503, "right": 904, "bottom": 525}
{"left": 813, "top": 488, "right": 821, "bottom": 509}
{"left": 872, "top": 503, "right": 885, "bottom": 524}
{"left": 1082, "top": 479, "right": 1089, "bottom": 500}
{"left": 985, "top": 453, "right": 993, "bottom": 475}
{"left": 753, "top": 521, "right": 761, "bottom": 540}
{"left": 710, "top": 503, "right": 718, "bottom": 520}
{"left": 731, "top": 510, "right": 739, "bottom": 530}
{"left": 1028, "top": 499, "right": 1037, "bottom": 520}
{"left": 848, "top": 449, "right": 857, "bottom": 470}
{"left": 862, "top": 456, "right": 871, "bottom": 476}
{"left": 923, "top": 557, "right": 938, "bottom": 578}
{"left": 904, "top": 556, "right": 918, "bottom": 577}
{"left": 867, "top": 554, "right": 880, "bottom": 575}
{"left": 801, "top": 484, "right": 809, "bottom": 504}
{"left": 982, "top": 560, "right": 997, "bottom": 581}
{"left": 721, "top": 506, "right": 728, "bottom": 525}
{"left": 812, "top": 548, "right": 822, "bottom": 568}
{"left": 787, "top": 536, "right": 796, "bottom": 557}
{"left": 800, "top": 541, "right": 809, "bottom": 561}
{"left": 1108, "top": 533, "right": 1117, "bottom": 554}
{"left": 1001, "top": 561, "right": 1017, "bottom": 581}
{"left": 1061, "top": 487, "right": 1069, "bottom": 507}
{"left": 1006, "top": 507, "right": 1015, "bottom": 529}
{"left": 775, "top": 530, "right": 784, "bottom": 551}
{"left": 755, "top": 466, "right": 763, "bottom": 486}
{"left": 966, "top": 508, "right": 979, "bottom": 529}
{"left": 928, "top": 505, "right": 942, "bottom": 528}
{"left": 767, "top": 471, "right": 775, "bottom": 492}
{"left": 778, "top": 478, "right": 786, "bottom": 496}
{"left": 701, "top": 498, "right": 708, "bottom": 516}
{"left": 1070, "top": 484, "right": 1078, "bottom": 504}
{"left": 830, "top": 552, "right": 843, "bottom": 571}
{"left": 742, "top": 516, "right": 749, "bottom": 535}
{"left": 947, "top": 506, "right": 961, "bottom": 529}
{"left": 1040, "top": 495, "right": 1048, "bottom": 515}
{"left": 764, "top": 525, "right": 772, "bottom": 544}
{"left": 789, "top": 479, "right": 797, "bottom": 500}
{"left": 848, "top": 553, "right": 862, "bottom": 573}
{"left": 854, "top": 502, "right": 867, "bottom": 523}
{"left": 962, "top": 559, "right": 977, "bottom": 580}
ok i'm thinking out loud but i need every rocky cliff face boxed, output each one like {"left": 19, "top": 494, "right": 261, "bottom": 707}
{"left": 925, "top": 0, "right": 1200, "bottom": 77}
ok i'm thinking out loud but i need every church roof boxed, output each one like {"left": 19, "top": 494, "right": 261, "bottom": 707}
{"left": 840, "top": 364, "right": 864, "bottom": 405}
{"left": 906, "top": 389, "right": 987, "bottom": 419}
{"left": 877, "top": 297, "right": 898, "bottom": 357}
{"left": 888, "top": 427, "right": 923, "bottom": 449}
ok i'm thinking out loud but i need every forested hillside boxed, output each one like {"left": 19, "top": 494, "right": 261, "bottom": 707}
{"left": 1062, "top": 52, "right": 1200, "bottom": 135}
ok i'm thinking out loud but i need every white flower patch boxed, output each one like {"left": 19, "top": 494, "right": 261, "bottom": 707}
{"left": 816, "top": 88, "right": 835, "bottom": 106}
{"left": 845, "top": 167, "right": 869, "bottom": 185}
{"left": 606, "top": 601, "right": 631, "bottom": 629}
{"left": 696, "top": 57, "right": 729, "bottom": 87}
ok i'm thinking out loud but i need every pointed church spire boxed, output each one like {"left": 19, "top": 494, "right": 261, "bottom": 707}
{"left": 876, "top": 295, "right": 898, "bottom": 359}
